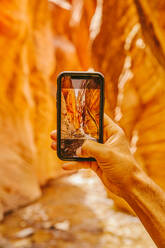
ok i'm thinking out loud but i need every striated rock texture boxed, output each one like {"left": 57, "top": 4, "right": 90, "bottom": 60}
{"left": 1, "top": 0, "right": 165, "bottom": 219}
{"left": 92, "top": 0, "right": 165, "bottom": 211}
{"left": 49, "top": 0, "right": 96, "bottom": 74}
{"left": 83, "top": 89, "right": 100, "bottom": 138}
{"left": 0, "top": 0, "right": 64, "bottom": 220}
{"left": 132, "top": 0, "right": 165, "bottom": 189}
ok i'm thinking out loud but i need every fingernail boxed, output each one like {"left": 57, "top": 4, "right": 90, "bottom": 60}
{"left": 50, "top": 130, "right": 56, "bottom": 137}
{"left": 62, "top": 165, "right": 68, "bottom": 170}
{"left": 51, "top": 142, "right": 56, "bottom": 148}
{"left": 76, "top": 147, "right": 82, "bottom": 156}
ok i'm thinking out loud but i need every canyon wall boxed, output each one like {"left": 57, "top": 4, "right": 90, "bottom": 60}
{"left": 92, "top": 0, "right": 165, "bottom": 211}
{"left": 0, "top": 0, "right": 165, "bottom": 218}
{"left": 0, "top": 0, "right": 61, "bottom": 220}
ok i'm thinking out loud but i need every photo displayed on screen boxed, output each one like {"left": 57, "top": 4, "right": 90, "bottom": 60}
{"left": 61, "top": 76, "right": 101, "bottom": 158}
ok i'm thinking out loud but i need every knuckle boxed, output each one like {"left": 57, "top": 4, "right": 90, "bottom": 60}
{"left": 117, "top": 127, "right": 125, "bottom": 138}
{"left": 120, "top": 131, "right": 126, "bottom": 141}
{"left": 101, "top": 145, "right": 112, "bottom": 160}
{"left": 81, "top": 140, "right": 91, "bottom": 155}
{"left": 81, "top": 146, "right": 86, "bottom": 156}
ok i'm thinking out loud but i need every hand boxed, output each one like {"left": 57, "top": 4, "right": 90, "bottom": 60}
{"left": 50, "top": 114, "right": 140, "bottom": 198}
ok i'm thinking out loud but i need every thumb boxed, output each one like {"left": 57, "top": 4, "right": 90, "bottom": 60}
{"left": 77, "top": 140, "right": 105, "bottom": 159}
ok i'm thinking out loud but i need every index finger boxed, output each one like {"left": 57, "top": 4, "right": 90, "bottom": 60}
{"left": 104, "top": 113, "right": 121, "bottom": 133}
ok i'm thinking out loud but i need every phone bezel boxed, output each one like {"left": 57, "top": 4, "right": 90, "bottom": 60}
{"left": 57, "top": 71, "right": 104, "bottom": 161}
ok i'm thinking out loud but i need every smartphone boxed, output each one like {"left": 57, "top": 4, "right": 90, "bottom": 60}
{"left": 57, "top": 71, "right": 104, "bottom": 161}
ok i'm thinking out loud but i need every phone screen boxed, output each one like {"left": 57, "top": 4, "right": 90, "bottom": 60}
{"left": 59, "top": 73, "right": 103, "bottom": 159}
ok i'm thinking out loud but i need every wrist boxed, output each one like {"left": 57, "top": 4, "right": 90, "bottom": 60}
{"left": 122, "top": 163, "right": 147, "bottom": 201}
{"left": 123, "top": 165, "right": 149, "bottom": 202}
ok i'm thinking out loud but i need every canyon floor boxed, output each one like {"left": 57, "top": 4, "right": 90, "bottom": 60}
{"left": 0, "top": 170, "right": 156, "bottom": 248}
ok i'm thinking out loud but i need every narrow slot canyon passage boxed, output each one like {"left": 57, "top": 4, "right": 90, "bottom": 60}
{"left": 0, "top": 171, "right": 156, "bottom": 248}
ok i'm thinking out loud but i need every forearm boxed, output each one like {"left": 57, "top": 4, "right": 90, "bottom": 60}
{"left": 124, "top": 169, "right": 165, "bottom": 248}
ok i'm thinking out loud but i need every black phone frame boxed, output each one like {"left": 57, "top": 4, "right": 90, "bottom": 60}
{"left": 57, "top": 71, "right": 104, "bottom": 161}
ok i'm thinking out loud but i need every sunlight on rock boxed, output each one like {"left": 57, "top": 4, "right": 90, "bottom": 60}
{"left": 48, "top": 0, "right": 71, "bottom": 10}
{"left": 0, "top": 0, "right": 165, "bottom": 247}
{"left": 90, "top": 0, "right": 103, "bottom": 40}
{"left": 130, "top": 129, "right": 139, "bottom": 154}
{"left": 136, "top": 38, "right": 146, "bottom": 49}
{"left": 124, "top": 23, "right": 140, "bottom": 51}
{"left": 115, "top": 56, "right": 134, "bottom": 122}
{"left": 55, "top": 220, "right": 70, "bottom": 231}
{"left": 70, "top": 0, "right": 84, "bottom": 26}
{"left": 0, "top": 172, "right": 156, "bottom": 247}
{"left": 15, "top": 228, "right": 34, "bottom": 238}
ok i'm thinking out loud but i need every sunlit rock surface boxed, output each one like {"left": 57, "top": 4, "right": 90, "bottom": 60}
{"left": 1, "top": 0, "right": 165, "bottom": 220}
{"left": 0, "top": 0, "right": 64, "bottom": 220}
{"left": 92, "top": 0, "right": 165, "bottom": 211}
{"left": 0, "top": 171, "right": 156, "bottom": 248}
